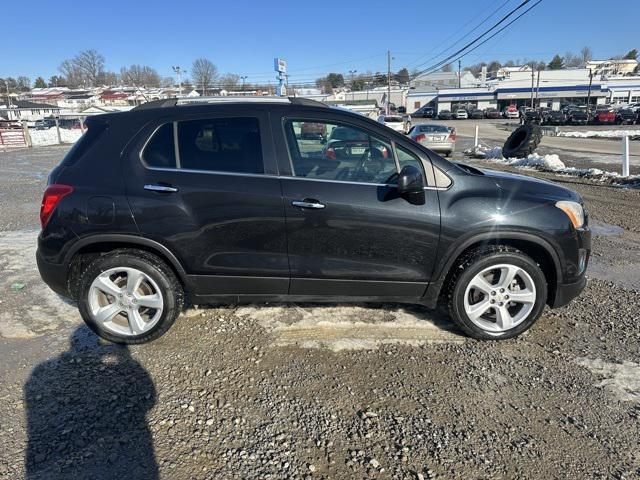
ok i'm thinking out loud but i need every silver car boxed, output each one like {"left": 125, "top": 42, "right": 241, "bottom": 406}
{"left": 407, "top": 124, "right": 455, "bottom": 156}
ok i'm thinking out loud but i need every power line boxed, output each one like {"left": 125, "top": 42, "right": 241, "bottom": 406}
{"left": 413, "top": 0, "right": 542, "bottom": 78}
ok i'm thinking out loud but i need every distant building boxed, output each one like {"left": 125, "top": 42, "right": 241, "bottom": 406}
{"left": 0, "top": 100, "right": 61, "bottom": 122}
{"left": 409, "top": 71, "right": 477, "bottom": 90}
{"left": 586, "top": 59, "right": 638, "bottom": 76}
{"left": 495, "top": 65, "right": 532, "bottom": 80}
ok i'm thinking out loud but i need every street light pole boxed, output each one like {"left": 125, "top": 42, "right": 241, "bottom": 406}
{"left": 387, "top": 50, "right": 392, "bottom": 114}
{"left": 349, "top": 69, "right": 357, "bottom": 101}
{"left": 172, "top": 66, "right": 183, "bottom": 97}
{"left": 241, "top": 76, "right": 248, "bottom": 94}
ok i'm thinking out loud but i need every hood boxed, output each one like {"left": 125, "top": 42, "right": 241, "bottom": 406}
{"left": 468, "top": 165, "right": 580, "bottom": 202}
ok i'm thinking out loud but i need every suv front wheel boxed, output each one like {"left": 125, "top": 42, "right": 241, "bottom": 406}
{"left": 78, "top": 249, "right": 184, "bottom": 344}
{"left": 446, "top": 246, "right": 547, "bottom": 339}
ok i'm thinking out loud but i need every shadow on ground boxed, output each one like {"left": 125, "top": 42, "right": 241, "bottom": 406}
{"left": 24, "top": 326, "right": 158, "bottom": 479}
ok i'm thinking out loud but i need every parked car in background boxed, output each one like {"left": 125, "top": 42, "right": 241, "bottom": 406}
{"left": 37, "top": 97, "right": 590, "bottom": 344}
{"left": 407, "top": 123, "right": 456, "bottom": 156}
{"left": 523, "top": 109, "right": 544, "bottom": 125}
{"left": 615, "top": 108, "right": 637, "bottom": 125}
{"left": 567, "top": 109, "right": 589, "bottom": 125}
{"left": 34, "top": 118, "right": 56, "bottom": 130}
{"left": 468, "top": 109, "right": 484, "bottom": 120}
{"left": 412, "top": 106, "right": 435, "bottom": 118}
{"left": 300, "top": 122, "right": 327, "bottom": 141}
{"left": 591, "top": 106, "right": 616, "bottom": 125}
{"left": 484, "top": 108, "right": 502, "bottom": 119}
{"left": 454, "top": 109, "right": 468, "bottom": 120}
{"left": 503, "top": 105, "right": 519, "bottom": 119}
{"left": 0, "top": 119, "right": 23, "bottom": 129}
{"left": 437, "top": 110, "right": 453, "bottom": 120}
{"left": 377, "top": 114, "right": 411, "bottom": 133}
{"left": 545, "top": 110, "right": 567, "bottom": 125}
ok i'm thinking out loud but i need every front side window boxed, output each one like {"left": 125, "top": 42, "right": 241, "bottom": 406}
{"left": 285, "top": 120, "right": 396, "bottom": 184}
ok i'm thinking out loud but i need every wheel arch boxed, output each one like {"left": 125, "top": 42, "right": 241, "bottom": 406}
{"left": 65, "top": 235, "right": 188, "bottom": 299}
{"left": 425, "top": 231, "right": 562, "bottom": 308}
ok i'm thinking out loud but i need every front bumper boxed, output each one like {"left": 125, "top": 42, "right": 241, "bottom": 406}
{"left": 551, "top": 275, "right": 587, "bottom": 308}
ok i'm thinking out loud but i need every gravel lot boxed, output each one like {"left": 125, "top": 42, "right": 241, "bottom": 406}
{"left": 0, "top": 142, "right": 639, "bottom": 479}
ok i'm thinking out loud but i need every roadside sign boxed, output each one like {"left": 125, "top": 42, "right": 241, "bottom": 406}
{"left": 274, "top": 58, "right": 286, "bottom": 73}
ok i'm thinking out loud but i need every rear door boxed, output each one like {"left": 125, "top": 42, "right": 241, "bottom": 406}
{"left": 123, "top": 109, "right": 289, "bottom": 296}
{"left": 272, "top": 111, "right": 442, "bottom": 298}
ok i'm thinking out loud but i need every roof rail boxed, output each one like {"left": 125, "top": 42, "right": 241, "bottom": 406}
{"left": 132, "top": 96, "right": 330, "bottom": 110}
{"left": 176, "top": 96, "right": 291, "bottom": 105}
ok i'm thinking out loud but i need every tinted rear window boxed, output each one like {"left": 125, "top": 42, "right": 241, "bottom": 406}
{"left": 61, "top": 120, "right": 108, "bottom": 166}
{"left": 418, "top": 125, "right": 449, "bottom": 133}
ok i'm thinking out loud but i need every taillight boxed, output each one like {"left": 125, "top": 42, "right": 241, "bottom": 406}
{"left": 325, "top": 147, "right": 337, "bottom": 160}
{"left": 414, "top": 133, "right": 426, "bottom": 142}
{"left": 40, "top": 184, "right": 73, "bottom": 229}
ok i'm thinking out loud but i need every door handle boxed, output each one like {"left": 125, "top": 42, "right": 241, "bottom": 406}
{"left": 144, "top": 184, "right": 178, "bottom": 193}
{"left": 292, "top": 199, "right": 325, "bottom": 209}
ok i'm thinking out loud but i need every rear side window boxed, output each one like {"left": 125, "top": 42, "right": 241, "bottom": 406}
{"left": 177, "top": 118, "right": 263, "bottom": 174}
{"left": 142, "top": 123, "right": 176, "bottom": 168}
{"left": 141, "top": 117, "right": 264, "bottom": 174}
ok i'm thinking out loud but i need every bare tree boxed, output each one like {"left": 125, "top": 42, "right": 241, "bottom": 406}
{"left": 219, "top": 73, "right": 240, "bottom": 91}
{"left": 17, "top": 76, "right": 31, "bottom": 91}
{"left": 191, "top": 58, "right": 218, "bottom": 94}
{"left": 58, "top": 49, "right": 106, "bottom": 87}
{"left": 440, "top": 63, "right": 452, "bottom": 72}
{"left": 564, "top": 51, "right": 581, "bottom": 68}
{"left": 580, "top": 46, "right": 593, "bottom": 67}
{"left": 121, "top": 65, "right": 161, "bottom": 87}
{"left": 75, "top": 49, "right": 106, "bottom": 86}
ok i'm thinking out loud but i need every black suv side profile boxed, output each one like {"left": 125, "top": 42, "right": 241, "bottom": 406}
{"left": 37, "top": 97, "right": 590, "bottom": 344}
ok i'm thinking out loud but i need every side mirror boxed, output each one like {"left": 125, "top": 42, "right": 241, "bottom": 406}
{"left": 397, "top": 165, "right": 425, "bottom": 205}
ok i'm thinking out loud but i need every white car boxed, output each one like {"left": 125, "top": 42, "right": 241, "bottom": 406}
{"left": 454, "top": 109, "right": 468, "bottom": 119}
{"left": 377, "top": 114, "right": 411, "bottom": 133}
{"left": 503, "top": 106, "right": 519, "bottom": 119}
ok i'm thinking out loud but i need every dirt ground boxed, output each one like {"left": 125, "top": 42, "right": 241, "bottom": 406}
{"left": 0, "top": 141, "right": 639, "bottom": 480}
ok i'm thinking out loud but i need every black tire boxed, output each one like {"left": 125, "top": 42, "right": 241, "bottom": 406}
{"left": 78, "top": 249, "right": 184, "bottom": 344}
{"left": 444, "top": 245, "right": 548, "bottom": 340}
{"left": 502, "top": 124, "right": 542, "bottom": 158}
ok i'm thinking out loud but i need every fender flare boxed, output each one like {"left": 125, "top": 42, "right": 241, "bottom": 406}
{"left": 64, "top": 234, "right": 188, "bottom": 280}
{"left": 423, "top": 230, "right": 563, "bottom": 308}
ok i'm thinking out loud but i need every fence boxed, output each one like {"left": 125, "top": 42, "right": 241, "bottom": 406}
{"left": 0, "top": 128, "right": 28, "bottom": 149}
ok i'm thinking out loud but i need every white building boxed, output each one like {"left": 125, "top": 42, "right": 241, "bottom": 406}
{"left": 586, "top": 59, "right": 638, "bottom": 76}
{"left": 0, "top": 100, "right": 61, "bottom": 122}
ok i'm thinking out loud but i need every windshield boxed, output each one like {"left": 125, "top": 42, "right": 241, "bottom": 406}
{"left": 418, "top": 125, "right": 449, "bottom": 133}
{"left": 383, "top": 116, "right": 403, "bottom": 123}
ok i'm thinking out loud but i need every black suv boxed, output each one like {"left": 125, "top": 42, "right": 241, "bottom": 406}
{"left": 37, "top": 97, "right": 590, "bottom": 344}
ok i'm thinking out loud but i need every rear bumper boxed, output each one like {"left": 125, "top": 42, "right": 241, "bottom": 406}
{"left": 36, "top": 249, "right": 70, "bottom": 298}
{"left": 551, "top": 275, "right": 587, "bottom": 308}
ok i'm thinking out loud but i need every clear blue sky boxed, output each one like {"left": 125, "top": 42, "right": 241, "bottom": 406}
{"left": 2, "top": 0, "right": 638, "bottom": 84}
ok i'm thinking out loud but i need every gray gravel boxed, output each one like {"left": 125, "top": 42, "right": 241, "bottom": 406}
{"left": 0, "top": 145, "right": 639, "bottom": 479}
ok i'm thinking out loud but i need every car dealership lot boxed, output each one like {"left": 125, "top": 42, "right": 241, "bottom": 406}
{"left": 1, "top": 146, "right": 639, "bottom": 479}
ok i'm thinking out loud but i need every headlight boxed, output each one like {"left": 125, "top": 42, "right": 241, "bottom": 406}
{"left": 555, "top": 201, "right": 585, "bottom": 228}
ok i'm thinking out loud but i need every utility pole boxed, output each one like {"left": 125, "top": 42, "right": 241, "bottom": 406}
{"left": 458, "top": 60, "right": 461, "bottom": 88}
{"left": 240, "top": 75, "right": 248, "bottom": 94}
{"left": 586, "top": 68, "right": 593, "bottom": 112}
{"left": 534, "top": 67, "right": 541, "bottom": 108}
{"left": 530, "top": 67, "right": 535, "bottom": 108}
{"left": 387, "top": 50, "right": 392, "bottom": 114}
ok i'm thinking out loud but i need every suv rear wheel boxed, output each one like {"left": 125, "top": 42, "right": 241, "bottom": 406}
{"left": 446, "top": 246, "right": 547, "bottom": 339}
{"left": 78, "top": 250, "right": 184, "bottom": 344}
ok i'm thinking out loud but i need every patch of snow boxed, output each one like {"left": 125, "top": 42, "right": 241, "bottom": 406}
{"left": 558, "top": 129, "right": 640, "bottom": 139}
{"left": 29, "top": 127, "right": 83, "bottom": 147}
{"left": 576, "top": 357, "right": 640, "bottom": 403}
{"left": 465, "top": 144, "right": 640, "bottom": 188}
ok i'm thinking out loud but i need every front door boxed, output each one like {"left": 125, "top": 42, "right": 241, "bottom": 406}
{"left": 277, "top": 116, "right": 441, "bottom": 297}
{"left": 123, "top": 112, "right": 289, "bottom": 295}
